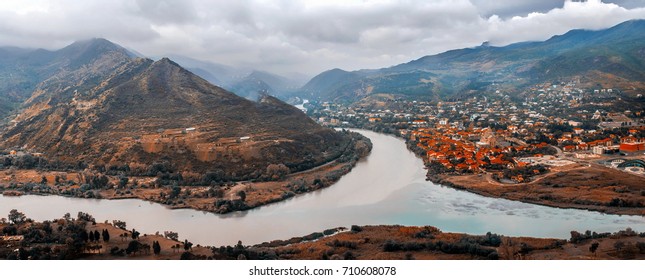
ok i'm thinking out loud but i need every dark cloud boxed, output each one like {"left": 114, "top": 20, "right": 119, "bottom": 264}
{"left": 0, "top": 0, "right": 644, "bottom": 77}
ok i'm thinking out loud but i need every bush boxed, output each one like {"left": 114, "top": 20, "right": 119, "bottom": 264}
{"left": 383, "top": 240, "right": 402, "bottom": 252}
{"left": 327, "top": 239, "right": 357, "bottom": 249}
{"left": 110, "top": 246, "right": 125, "bottom": 256}
{"left": 323, "top": 229, "right": 338, "bottom": 236}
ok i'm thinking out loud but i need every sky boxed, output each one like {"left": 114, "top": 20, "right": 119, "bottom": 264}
{"left": 0, "top": 0, "right": 644, "bottom": 78}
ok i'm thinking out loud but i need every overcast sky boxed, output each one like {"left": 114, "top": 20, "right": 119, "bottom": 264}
{"left": 1, "top": 0, "right": 644, "bottom": 77}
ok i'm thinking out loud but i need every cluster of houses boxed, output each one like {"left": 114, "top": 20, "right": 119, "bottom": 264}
{"left": 307, "top": 80, "right": 644, "bottom": 181}
{"left": 411, "top": 126, "right": 549, "bottom": 177}
{"left": 557, "top": 129, "right": 645, "bottom": 155}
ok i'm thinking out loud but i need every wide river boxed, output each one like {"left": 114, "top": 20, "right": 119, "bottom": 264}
{"left": 1, "top": 130, "right": 644, "bottom": 246}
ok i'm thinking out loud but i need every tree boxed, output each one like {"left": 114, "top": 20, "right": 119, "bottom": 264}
{"left": 77, "top": 212, "right": 95, "bottom": 223}
{"left": 8, "top": 209, "right": 27, "bottom": 224}
{"left": 614, "top": 241, "right": 625, "bottom": 252}
{"left": 2, "top": 225, "right": 17, "bottom": 236}
{"left": 237, "top": 190, "right": 246, "bottom": 202}
{"left": 180, "top": 251, "right": 194, "bottom": 260}
{"left": 118, "top": 176, "right": 129, "bottom": 188}
{"left": 164, "top": 231, "right": 179, "bottom": 241}
{"left": 183, "top": 239, "right": 193, "bottom": 251}
{"left": 89, "top": 230, "right": 95, "bottom": 242}
{"left": 131, "top": 228, "right": 140, "bottom": 240}
{"left": 589, "top": 242, "right": 599, "bottom": 257}
{"left": 264, "top": 164, "right": 290, "bottom": 180}
{"left": 569, "top": 231, "right": 583, "bottom": 244}
{"left": 102, "top": 229, "right": 110, "bottom": 243}
{"left": 81, "top": 230, "right": 89, "bottom": 243}
{"left": 166, "top": 184, "right": 182, "bottom": 199}
{"left": 112, "top": 220, "right": 126, "bottom": 230}
{"left": 94, "top": 230, "right": 100, "bottom": 242}
{"left": 153, "top": 241, "right": 161, "bottom": 255}
{"left": 126, "top": 240, "right": 141, "bottom": 255}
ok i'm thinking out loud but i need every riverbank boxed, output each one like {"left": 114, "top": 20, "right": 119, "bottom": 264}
{"left": 378, "top": 126, "right": 645, "bottom": 216}
{"left": 0, "top": 214, "right": 212, "bottom": 260}
{"left": 97, "top": 150, "right": 365, "bottom": 214}
{"left": 252, "top": 225, "right": 645, "bottom": 260}
{"left": 2, "top": 130, "right": 644, "bottom": 246}
{"left": 0, "top": 132, "right": 372, "bottom": 215}
{"left": 324, "top": 123, "right": 645, "bottom": 216}
{"left": 2, "top": 216, "right": 643, "bottom": 260}
{"left": 428, "top": 164, "right": 645, "bottom": 216}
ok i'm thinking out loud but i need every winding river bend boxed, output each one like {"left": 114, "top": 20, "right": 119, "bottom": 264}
{"left": 1, "top": 130, "right": 644, "bottom": 246}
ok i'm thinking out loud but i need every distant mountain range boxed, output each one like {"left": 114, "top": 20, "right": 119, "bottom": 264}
{"left": 165, "top": 55, "right": 307, "bottom": 101}
{"left": 0, "top": 38, "right": 347, "bottom": 177}
{"left": 0, "top": 38, "right": 137, "bottom": 119}
{"left": 301, "top": 19, "right": 645, "bottom": 103}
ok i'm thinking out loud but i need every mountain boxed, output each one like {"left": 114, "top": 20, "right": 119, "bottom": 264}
{"left": 229, "top": 73, "right": 274, "bottom": 100}
{"left": 229, "top": 70, "right": 303, "bottom": 100}
{"left": 0, "top": 38, "right": 139, "bottom": 119}
{"left": 0, "top": 39, "right": 349, "bottom": 179}
{"left": 303, "top": 20, "right": 645, "bottom": 103}
{"left": 167, "top": 55, "right": 306, "bottom": 100}
{"left": 300, "top": 68, "right": 362, "bottom": 101}
{"left": 163, "top": 54, "right": 247, "bottom": 88}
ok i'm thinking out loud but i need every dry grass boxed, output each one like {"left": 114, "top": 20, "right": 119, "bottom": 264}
{"left": 444, "top": 165, "right": 645, "bottom": 215}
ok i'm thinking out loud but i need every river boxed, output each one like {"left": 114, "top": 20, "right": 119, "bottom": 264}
{"left": 294, "top": 99, "right": 308, "bottom": 112}
{"left": 1, "top": 130, "right": 643, "bottom": 246}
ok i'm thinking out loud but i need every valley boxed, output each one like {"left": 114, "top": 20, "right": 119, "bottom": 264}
{"left": 309, "top": 82, "right": 645, "bottom": 216}
{"left": 1, "top": 130, "right": 644, "bottom": 258}
{"left": 0, "top": 19, "right": 644, "bottom": 261}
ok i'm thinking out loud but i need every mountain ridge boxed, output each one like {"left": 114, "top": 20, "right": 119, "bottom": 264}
{"left": 0, "top": 39, "right": 349, "bottom": 179}
{"left": 302, "top": 19, "right": 645, "bottom": 103}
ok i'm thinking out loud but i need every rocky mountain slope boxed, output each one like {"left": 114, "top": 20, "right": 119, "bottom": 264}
{"left": 0, "top": 39, "right": 348, "bottom": 179}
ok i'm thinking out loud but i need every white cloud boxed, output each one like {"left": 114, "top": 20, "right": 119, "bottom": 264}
{"left": 485, "top": 0, "right": 645, "bottom": 45}
{"left": 0, "top": 0, "right": 643, "bottom": 77}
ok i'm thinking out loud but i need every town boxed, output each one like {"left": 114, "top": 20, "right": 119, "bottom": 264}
{"left": 306, "top": 81, "right": 645, "bottom": 203}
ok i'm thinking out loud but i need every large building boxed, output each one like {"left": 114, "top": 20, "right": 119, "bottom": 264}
{"left": 620, "top": 142, "right": 645, "bottom": 152}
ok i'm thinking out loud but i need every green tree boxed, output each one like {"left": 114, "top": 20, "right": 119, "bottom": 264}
{"left": 164, "top": 231, "right": 179, "bottom": 241}
{"left": 589, "top": 242, "right": 599, "bottom": 257}
{"left": 126, "top": 240, "right": 141, "bottom": 255}
{"left": 183, "top": 239, "right": 193, "bottom": 251}
{"left": 170, "top": 185, "right": 181, "bottom": 199}
{"left": 237, "top": 190, "right": 246, "bottom": 202}
{"left": 81, "top": 230, "right": 89, "bottom": 243}
{"left": 112, "top": 220, "right": 127, "bottom": 230}
{"left": 265, "top": 164, "right": 290, "bottom": 180}
{"left": 131, "top": 228, "right": 140, "bottom": 240}
{"left": 102, "top": 229, "right": 110, "bottom": 242}
{"left": 614, "top": 241, "right": 625, "bottom": 252}
{"left": 153, "top": 241, "right": 161, "bottom": 255}
{"left": 8, "top": 209, "right": 27, "bottom": 224}
{"left": 118, "top": 176, "right": 129, "bottom": 188}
